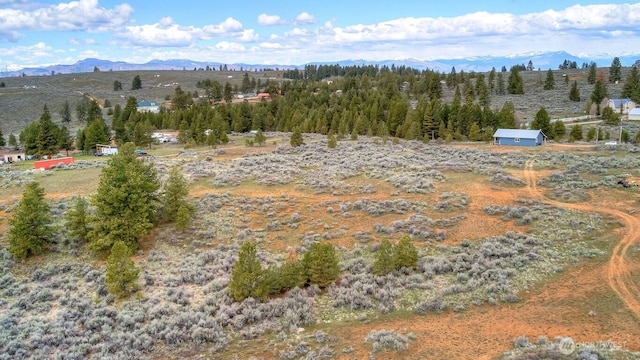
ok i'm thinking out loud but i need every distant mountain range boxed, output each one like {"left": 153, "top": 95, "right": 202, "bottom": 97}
{"left": 3, "top": 51, "right": 640, "bottom": 77}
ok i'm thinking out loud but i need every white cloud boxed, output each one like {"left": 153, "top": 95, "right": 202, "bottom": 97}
{"left": 214, "top": 41, "right": 245, "bottom": 52}
{"left": 239, "top": 29, "right": 258, "bottom": 42}
{"left": 120, "top": 17, "right": 246, "bottom": 47}
{"left": 294, "top": 12, "right": 316, "bottom": 25}
{"left": 258, "top": 14, "right": 285, "bottom": 26}
{"left": 0, "top": 0, "right": 133, "bottom": 38}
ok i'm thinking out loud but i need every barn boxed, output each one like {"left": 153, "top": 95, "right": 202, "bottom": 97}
{"left": 493, "top": 129, "right": 546, "bottom": 147}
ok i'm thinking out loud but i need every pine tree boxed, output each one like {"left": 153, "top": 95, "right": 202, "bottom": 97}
{"left": 303, "top": 242, "right": 340, "bottom": 288}
{"left": 393, "top": 235, "right": 418, "bottom": 270}
{"left": 290, "top": 127, "right": 303, "bottom": 147}
{"left": 0, "top": 128, "right": 5, "bottom": 147}
{"left": 36, "top": 105, "right": 60, "bottom": 158}
{"left": 373, "top": 239, "right": 395, "bottom": 275}
{"left": 66, "top": 196, "right": 89, "bottom": 244}
{"left": 622, "top": 66, "right": 640, "bottom": 103}
{"left": 8, "top": 133, "right": 17, "bottom": 150}
{"left": 87, "top": 143, "right": 160, "bottom": 255}
{"left": 543, "top": 69, "right": 555, "bottom": 90}
{"left": 609, "top": 57, "right": 622, "bottom": 83}
{"left": 586, "top": 63, "right": 597, "bottom": 85}
{"left": 105, "top": 241, "right": 139, "bottom": 299}
{"left": 8, "top": 181, "right": 53, "bottom": 259}
{"left": 530, "top": 107, "right": 552, "bottom": 137}
{"left": 254, "top": 129, "right": 266, "bottom": 146}
{"left": 160, "top": 167, "right": 190, "bottom": 224}
{"left": 131, "top": 75, "right": 142, "bottom": 90}
{"left": 468, "top": 122, "right": 482, "bottom": 141}
{"left": 507, "top": 66, "right": 524, "bottom": 94}
{"left": 591, "top": 79, "right": 608, "bottom": 115}
{"left": 228, "top": 241, "right": 267, "bottom": 302}
{"left": 175, "top": 204, "right": 193, "bottom": 232}
{"left": 327, "top": 132, "right": 337, "bottom": 148}
{"left": 60, "top": 100, "right": 72, "bottom": 124}
{"left": 569, "top": 80, "right": 581, "bottom": 101}
{"left": 552, "top": 121, "right": 566, "bottom": 140}
{"left": 569, "top": 124, "right": 583, "bottom": 141}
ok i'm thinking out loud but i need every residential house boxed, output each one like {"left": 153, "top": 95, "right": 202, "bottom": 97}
{"left": 137, "top": 100, "right": 160, "bottom": 113}
{"left": 607, "top": 98, "right": 636, "bottom": 114}
{"left": 493, "top": 129, "right": 547, "bottom": 147}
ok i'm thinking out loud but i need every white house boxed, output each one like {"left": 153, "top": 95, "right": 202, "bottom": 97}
{"left": 628, "top": 107, "right": 640, "bottom": 121}
{"left": 607, "top": 98, "right": 636, "bottom": 114}
{"left": 137, "top": 100, "right": 160, "bottom": 113}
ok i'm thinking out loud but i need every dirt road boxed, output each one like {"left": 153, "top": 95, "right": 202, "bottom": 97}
{"left": 525, "top": 157, "right": 640, "bottom": 319}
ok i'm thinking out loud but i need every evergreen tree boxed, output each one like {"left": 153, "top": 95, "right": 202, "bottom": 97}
{"left": 552, "top": 121, "right": 566, "bottom": 140}
{"left": 609, "top": 57, "right": 622, "bottom": 83}
{"left": 327, "top": 132, "right": 337, "bottom": 148}
{"left": 569, "top": 80, "right": 580, "bottom": 101}
{"left": 113, "top": 80, "right": 123, "bottom": 91}
{"left": 0, "top": 128, "right": 5, "bottom": 147}
{"left": 622, "top": 66, "right": 640, "bottom": 103}
{"left": 131, "top": 75, "right": 142, "bottom": 90}
{"left": 160, "top": 166, "right": 191, "bottom": 223}
{"left": 254, "top": 129, "right": 266, "bottom": 146}
{"left": 587, "top": 63, "right": 597, "bottom": 85}
{"left": 105, "top": 241, "right": 139, "bottom": 299}
{"left": 175, "top": 204, "right": 193, "bottom": 232}
{"left": 373, "top": 239, "right": 395, "bottom": 276}
{"left": 57, "top": 125, "right": 74, "bottom": 156}
{"left": 8, "top": 181, "right": 52, "bottom": 259}
{"left": 497, "top": 72, "right": 505, "bottom": 95}
{"left": 8, "top": 133, "right": 17, "bottom": 150}
{"left": 393, "top": 235, "right": 418, "bottom": 270}
{"left": 75, "top": 129, "right": 85, "bottom": 153}
{"left": 586, "top": 127, "right": 596, "bottom": 142}
{"left": 530, "top": 107, "right": 552, "bottom": 137}
{"left": 590, "top": 79, "right": 608, "bottom": 115}
{"left": 468, "top": 122, "right": 482, "bottom": 141}
{"left": 87, "top": 143, "right": 160, "bottom": 255}
{"left": 543, "top": 69, "right": 555, "bottom": 90}
{"left": 228, "top": 241, "right": 267, "bottom": 302}
{"left": 303, "top": 242, "right": 340, "bottom": 288}
{"left": 83, "top": 119, "right": 110, "bottom": 154}
{"left": 569, "top": 124, "right": 583, "bottom": 141}
{"left": 60, "top": 100, "right": 72, "bottom": 124}
{"left": 290, "top": 127, "right": 303, "bottom": 147}
{"left": 601, "top": 107, "right": 620, "bottom": 125}
{"left": 36, "top": 105, "right": 60, "bottom": 158}
{"left": 507, "top": 66, "right": 524, "bottom": 94}
{"left": 66, "top": 196, "right": 89, "bottom": 244}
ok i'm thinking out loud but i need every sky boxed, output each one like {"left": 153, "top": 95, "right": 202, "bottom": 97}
{"left": 1, "top": 0, "right": 640, "bottom": 70}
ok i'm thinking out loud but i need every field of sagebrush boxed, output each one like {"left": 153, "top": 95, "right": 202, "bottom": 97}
{"left": 1, "top": 134, "right": 639, "bottom": 359}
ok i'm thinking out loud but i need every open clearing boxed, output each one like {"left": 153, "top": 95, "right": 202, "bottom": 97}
{"left": 1, "top": 135, "right": 640, "bottom": 359}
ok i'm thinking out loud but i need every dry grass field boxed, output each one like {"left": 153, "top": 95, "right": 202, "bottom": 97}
{"left": 1, "top": 133, "right": 639, "bottom": 359}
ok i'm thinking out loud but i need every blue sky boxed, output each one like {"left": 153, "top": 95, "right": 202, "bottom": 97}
{"left": 1, "top": 0, "right": 639, "bottom": 70}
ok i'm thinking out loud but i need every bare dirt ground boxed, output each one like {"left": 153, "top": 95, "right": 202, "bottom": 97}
{"left": 322, "top": 154, "right": 640, "bottom": 360}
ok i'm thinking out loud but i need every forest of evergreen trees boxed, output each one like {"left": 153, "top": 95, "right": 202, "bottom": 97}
{"left": 79, "top": 64, "right": 524, "bottom": 151}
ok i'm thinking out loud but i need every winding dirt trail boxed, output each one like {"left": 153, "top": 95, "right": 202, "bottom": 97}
{"left": 524, "top": 157, "right": 640, "bottom": 318}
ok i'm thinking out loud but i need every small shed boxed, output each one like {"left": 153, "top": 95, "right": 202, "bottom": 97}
{"left": 628, "top": 107, "right": 640, "bottom": 121}
{"left": 493, "top": 129, "right": 546, "bottom": 146}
